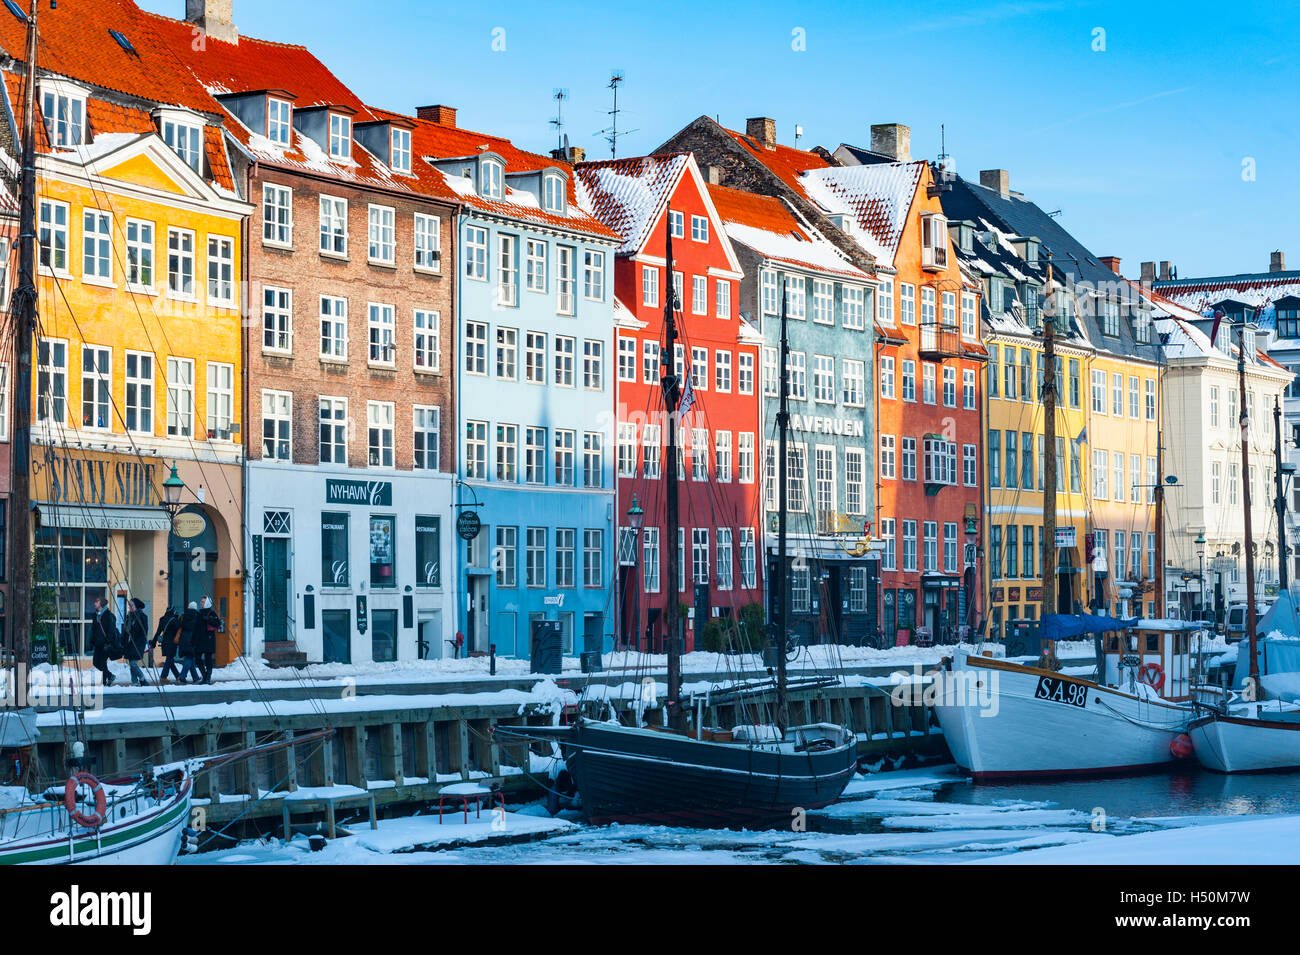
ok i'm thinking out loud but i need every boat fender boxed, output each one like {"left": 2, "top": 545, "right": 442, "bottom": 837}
{"left": 1169, "top": 733, "right": 1194, "bottom": 759}
{"left": 64, "top": 771, "right": 107, "bottom": 830}
{"left": 1138, "top": 663, "right": 1165, "bottom": 693}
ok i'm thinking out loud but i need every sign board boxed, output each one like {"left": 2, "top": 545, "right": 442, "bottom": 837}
{"left": 325, "top": 479, "right": 392, "bottom": 507}
{"left": 171, "top": 511, "right": 207, "bottom": 539}
{"left": 356, "top": 595, "right": 368, "bottom": 634}
{"left": 1055, "top": 526, "right": 1076, "bottom": 548}
{"left": 33, "top": 449, "right": 160, "bottom": 508}
{"left": 456, "top": 510, "right": 482, "bottom": 541}
{"left": 1210, "top": 556, "right": 1236, "bottom": 574}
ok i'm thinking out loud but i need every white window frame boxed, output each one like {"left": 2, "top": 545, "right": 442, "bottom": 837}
{"left": 262, "top": 184, "right": 293, "bottom": 248}
{"left": 319, "top": 195, "right": 348, "bottom": 257}
{"left": 368, "top": 204, "right": 396, "bottom": 265}
{"left": 320, "top": 295, "right": 348, "bottom": 361}
{"left": 414, "top": 213, "right": 440, "bottom": 271}
{"left": 414, "top": 309, "right": 441, "bottom": 372}
{"left": 262, "top": 285, "right": 293, "bottom": 354}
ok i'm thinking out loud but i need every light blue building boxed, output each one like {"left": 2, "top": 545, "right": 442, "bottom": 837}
{"left": 419, "top": 125, "right": 620, "bottom": 659}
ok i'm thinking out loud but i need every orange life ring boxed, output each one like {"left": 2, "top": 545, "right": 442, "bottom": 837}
{"left": 1138, "top": 662, "right": 1165, "bottom": 693}
{"left": 64, "top": 771, "right": 107, "bottom": 830}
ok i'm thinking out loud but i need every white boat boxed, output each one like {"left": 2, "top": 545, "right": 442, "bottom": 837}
{"left": 0, "top": 771, "right": 192, "bottom": 865}
{"left": 1189, "top": 703, "right": 1300, "bottom": 773}
{"left": 934, "top": 621, "right": 1202, "bottom": 779}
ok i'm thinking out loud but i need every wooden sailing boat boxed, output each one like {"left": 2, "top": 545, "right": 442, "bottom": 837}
{"left": 935, "top": 260, "right": 1200, "bottom": 778}
{"left": 1189, "top": 328, "right": 1300, "bottom": 772}
{"left": 496, "top": 207, "right": 857, "bottom": 826}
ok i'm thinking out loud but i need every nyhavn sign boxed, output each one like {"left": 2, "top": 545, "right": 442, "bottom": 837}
{"left": 325, "top": 479, "right": 392, "bottom": 507}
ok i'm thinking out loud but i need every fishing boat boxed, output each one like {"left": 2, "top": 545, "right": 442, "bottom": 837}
{"left": 497, "top": 206, "right": 857, "bottom": 826}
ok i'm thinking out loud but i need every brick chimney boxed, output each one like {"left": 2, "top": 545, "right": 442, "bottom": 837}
{"left": 550, "top": 145, "right": 584, "bottom": 163}
{"left": 746, "top": 117, "right": 776, "bottom": 150}
{"left": 980, "top": 169, "right": 1010, "bottom": 198}
{"left": 870, "top": 123, "right": 911, "bottom": 162}
{"left": 1159, "top": 261, "right": 1173, "bottom": 281}
{"left": 705, "top": 165, "right": 722, "bottom": 185}
{"left": 1140, "top": 261, "right": 1156, "bottom": 283}
{"left": 416, "top": 105, "right": 457, "bottom": 127}
{"left": 1098, "top": 255, "right": 1122, "bottom": 275}
{"left": 185, "top": 0, "right": 238, "bottom": 44}
{"left": 1271, "top": 250, "right": 1286, "bottom": 273}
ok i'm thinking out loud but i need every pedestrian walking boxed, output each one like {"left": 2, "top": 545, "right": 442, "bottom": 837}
{"left": 90, "top": 597, "right": 120, "bottom": 687}
{"left": 177, "top": 601, "right": 201, "bottom": 684}
{"left": 123, "top": 597, "right": 151, "bottom": 686}
{"left": 150, "top": 607, "right": 182, "bottom": 683}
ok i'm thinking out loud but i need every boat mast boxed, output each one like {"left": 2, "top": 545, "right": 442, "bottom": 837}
{"left": 774, "top": 285, "right": 790, "bottom": 731}
{"left": 1274, "top": 396, "right": 1289, "bottom": 596}
{"left": 6, "top": 0, "right": 39, "bottom": 671}
{"left": 1040, "top": 258, "right": 1057, "bottom": 619}
{"left": 1237, "top": 326, "right": 1259, "bottom": 687}
{"left": 661, "top": 206, "right": 683, "bottom": 730}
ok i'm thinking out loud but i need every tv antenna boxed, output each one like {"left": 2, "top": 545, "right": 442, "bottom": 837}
{"left": 598, "top": 71, "right": 637, "bottom": 159}
{"left": 551, "top": 88, "right": 569, "bottom": 154}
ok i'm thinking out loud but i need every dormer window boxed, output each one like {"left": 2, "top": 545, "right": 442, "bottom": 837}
{"left": 41, "top": 81, "right": 87, "bottom": 148}
{"left": 391, "top": 128, "right": 411, "bottom": 174}
{"left": 543, "top": 172, "right": 566, "bottom": 213}
{"left": 920, "top": 213, "right": 948, "bottom": 269}
{"left": 328, "top": 113, "right": 351, "bottom": 160}
{"left": 481, "top": 159, "right": 503, "bottom": 199}
{"left": 160, "top": 116, "right": 203, "bottom": 171}
{"left": 267, "top": 97, "right": 292, "bottom": 147}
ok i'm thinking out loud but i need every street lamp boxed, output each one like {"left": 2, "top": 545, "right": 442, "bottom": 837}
{"left": 1194, "top": 532, "right": 1206, "bottom": 619}
{"left": 627, "top": 495, "right": 644, "bottom": 651}
{"left": 162, "top": 463, "right": 186, "bottom": 519}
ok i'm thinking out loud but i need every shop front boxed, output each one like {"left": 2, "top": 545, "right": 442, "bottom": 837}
{"left": 245, "top": 461, "right": 457, "bottom": 665}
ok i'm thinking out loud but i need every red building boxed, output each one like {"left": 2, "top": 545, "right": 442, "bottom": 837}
{"left": 576, "top": 153, "right": 763, "bottom": 651}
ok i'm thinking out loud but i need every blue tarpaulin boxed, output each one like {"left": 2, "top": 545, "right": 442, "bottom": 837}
{"left": 1041, "top": 613, "right": 1139, "bottom": 641}
{"left": 1233, "top": 592, "right": 1300, "bottom": 690}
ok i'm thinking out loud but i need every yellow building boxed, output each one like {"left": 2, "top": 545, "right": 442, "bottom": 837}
{"left": 32, "top": 131, "right": 251, "bottom": 661}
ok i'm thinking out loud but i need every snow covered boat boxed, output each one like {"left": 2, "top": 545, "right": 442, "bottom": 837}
{"left": 934, "top": 619, "right": 1202, "bottom": 780}
{"left": 1189, "top": 704, "right": 1300, "bottom": 773}
{"left": 0, "top": 770, "right": 192, "bottom": 865}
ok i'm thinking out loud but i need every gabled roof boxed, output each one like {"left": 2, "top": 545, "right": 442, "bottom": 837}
{"left": 717, "top": 123, "right": 835, "bottom": 194}
{"left": 798, "top": 161, "right": 926, "bottom": 268}
{"left": 707, "top": 183, "right": 867, "bottom": 281}
{"left": 1154, "top": 271, "right": 1300, "bottom": 319}
{"left": 574, "top": 153, "right": 692, "bottom": 255}
{"left": 1129, "top": 280, "right": 1282, "bottom": 369}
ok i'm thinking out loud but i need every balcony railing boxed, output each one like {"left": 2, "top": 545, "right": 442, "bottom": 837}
{"left": 918, "top": 321, "right": 961, "bottom": 359}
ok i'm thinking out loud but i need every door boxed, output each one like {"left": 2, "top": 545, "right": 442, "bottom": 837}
{"left": 467, "top": 577, "right": 488, "bottom": 653}
{"left": 322, "top": 609, "right": 351, "bottom": 664}
{"left": 418, "top": 611, "right": 442, "bottom": 660}
{"left": 264, "top": 538, "right": 290, "bottom": 643}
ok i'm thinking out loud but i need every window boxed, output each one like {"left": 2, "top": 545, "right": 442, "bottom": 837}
{"left": 944, "top": 522, "right": 958, "bottom": 573}
{"left": 526, "top": 528, "right": 547, "bottom": 588}
{"left": 167, "top": 228, "right": 195, "bottom": 297}
{"left": 739, "top": 353, "right": 754, "bottom": 395}
{"left": 708, "top": 349, "right": 731, "bottom": 393}
{"left": 617, "top": 422, "right": 637, "bottom": 478}
{"left": 556, "top": 246, "right": 575, "bottom": 314}
{"left": 206, "top": 361, "right": 233, "bottom": 440}
{"left": 261, "top": 389, "right": 291, "bottom": 459}
{"left": 899, "top": 282, "right": 916, "bottom": 326}
{"left": 267, "top": 97, "right": 292, "bottom": 146}
{"left": 496, "top": 423, "right": 518, "bottom": 482}
{"left": 738, "top": 432, "right": 754, "bottom": 484}
{"left": 763, "top": 347, "right": 779, "bottom": 397}
{"left": 902, "top": 520, "right": 918, "bottom": 572}
{"left": 525, "top": 332, "right": 547, "bottom": 385}
{"left": 389, "top": 126, "right": 412, "bottom": 174}
{"left": 37, "top": 200, "right": 67, "bottom": 274}
{"left": 690, "top": 275, "right": 707, "bottom": 315}
{"left": 923, "top": 363, "right": 936, "bottom": 404}
{"left": 716, "top": 528, "right": 734, "bottom": 590}
{"left": 80, "top": 345, "right": 110, "bottom": 429}
{"left": 414, "top": 406, "right": 440, "bottom": 470}
{"left": 203, "top": 235, "right": 234, "bottom": 306}
{"left": 879, "top": 355, "right": 895, "bottom": 399}
{"left": 557, "top": 528, "right": 576, "bottom": 589}
{"left": 465, "top": 321, "right": 488, "bottom": 375}
{"left": 465, "top": 421, "right": 488, "bottom": 479}
{"left": 263, "top": 184, "right": 292, "bottom": 246}
{"left": 642, "top": 265, "right": 659, "bottom": 307}
{"left": 583, "top": 432, "right": 603, "bottom": 488}
{"left": 495, "top": 526, "right": 517, "bottom": 588}
{"left": 495, "top": 234, "right": 519, "bottom": 306}
{"left": 924, "top": 437, "right": 958, "bottom": 486}
{"left": 368, "top": 205, "right": 396, "bottom": 264}
{"left": 691, "top": 214, "right": 708, "bottom": 242}
{"left": 368, "top": 303, "right": 396, "bottom": 365}
{"left": 843, "top": 286, "right": 865, "bottom": 330}
{"left": 878, "top": 276, "right": 894, "bottom": 326}
{"left": 842, "top": 448, "right": 865, "bottom": 515}
{"left": 943, "top": 366, "right": 956, "bottom": 407}
{"left": 465, "top": 226, "right": 488, "bottom": 280}
{"left": 37, "top": 339, "right": 67, "bottom": 423}
{"left": 523, "top": 425, "right": 547, "bottom": 485}
{"left": 813, "top": 355, "right": 835, "bottom": 403}
{"left": 320, "top": 196, "right": 348, "bottom": 255}
{"left": 1023, "top": 525, "right": 1035, "bottom": 578}
{"left": 555, "top": 336, "right": 575, "bottom": 387}
{"left": 962, "top": 368, "right": 976, "bottom": 410}
{"left": 692, "top": 529, "right": 709, "bottom": 584}
{"left": 1093, "top": 449, "right": 1108, "bottom": 499}
{"left": 555, "top": 430, "right": 576, "bottom": 486}
{"left": 481, "top": 159, "right": 504, "bottom": 199}
{"left": 1145, "top": 379, "right": 1156, "bottom": 421}
{"left": 1211, "top": 461, "right": 1222, "bottom": 505}
{"left": 961, "top": 292, "right": 977, "bottom": 339}
{"left": 716, "top": 280, "right": 731, "bottom": 319}
{"left": 584, "top": 529, "right": 604, "bottom": 588}
{"left": 261, "top": 286, "right": 292, "bottom": 353}
{"left": 1091, "top": 369, "right": 1106, "bottom": 413}
{"left": 367, "top": 401, "right": 395, "bottom": 468}
{"left": 321, "top": 512, "right": 349, "bottom": 588}
{"left": 123, "top": 219, "right": 154, "bottom": 290}
{"left": 1102, "top": 299, "right": 1120, "bottom": 337}
{"left": 785, "top": 351, "right": 806, "bottom": 400}
{"left": 787, "top": 444, "right": 807, "bottom": 512}
{"left": 842, "top": 359, "right": 865, "bottom": 406}
{"left": 1130, "top": 453, "right": 1142, "bottom": 504}
{"left": 414, "top": 310, "right": 440, "bottom": 371}
{"left": 761, "top": 270, "right": 778, "bottom": 315}
{"left": 1112, "top": 372, "right": 1123, "bottom": 416}
{"left": 122, "top": 352, "right": 153, "bottom": 435}
{"left": 584, "top": 340, "right": 604, "bottom": 390}
{"left": 319, "top": 396, "right": 348, "bottom": 464}
{"left": 880, "top": 434, "right": 896, "bottom": 480}
{"left": 901, "top": 436, "right": 917, "bottom": 481}
{"left": 715, "top": 430, "right": 732, "bottom": 483}
{"left": 329, "top": 113, "right": 352, "bottom": 160}
{"left": 543, "top": 173, "right": 566, "bottom": 213}
{"left": 921, "top": 213, "right": 947, "bottom": 268}
{"left": 526, "top": 239, "right": 547, "bottom": 292}
{"left": 583, "top": 250, "right": 604, "bottom": 301}
{"left": 414, "top": 516, "right": 441, "bottom": 588}
{"left": 82, "top": 210, "right": 111, "bottom": 281}
{"left": 42, "top": 84, "right": 85, "bottom": 147}
{"left": 1068, "top": 358, "right": 1080, "bottom": 408}
{"left": 814, "top": 445, "right": 836, "bottom": 523}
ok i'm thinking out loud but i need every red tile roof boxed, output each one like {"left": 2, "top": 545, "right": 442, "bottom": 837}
{"left": 574, "top": 153, "right": 691, "bottom": 254}
{"left": 718, "top": 125, "right": 833, "bottom": 193}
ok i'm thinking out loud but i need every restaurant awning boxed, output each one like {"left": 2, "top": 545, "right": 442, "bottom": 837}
{"left": 38, "top": 504, "right": 172, "bottom": 532}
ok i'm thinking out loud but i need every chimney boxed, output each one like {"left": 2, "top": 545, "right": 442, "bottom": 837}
{"left": 550, "top": 145, "right": 584, "bottom": 164}
{"left": 1271, "top": 250, "right": 1286, "bottom": 273}
{"left": 1140, "top": 261, "right": 1156, "bottom": 284}
{"left": 185, "top": 0, "right": 238, "bottom": 44}
{"left": 416, "top": 105, "right": 457, "bottom": 127}
{"left": 746, "top": 117, "right": 776, "bottom": 150}
{"left": 1098, "top": 255, "right": 1122, "bottom": 275}
{"left": 980, "top": 169, "right": 1010, "bottom": 198}
{"left": 705, "top": 164, "right": 722, "bottom": 185}
{"left": 1159, "top": 261, "right": 1173, "bottom": 281}
{"left": 869, "top": 123, "right": 911, "bottom": 162}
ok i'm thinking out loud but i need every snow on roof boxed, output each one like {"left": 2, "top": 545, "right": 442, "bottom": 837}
{"left": 708, "top": 183, "right": 868, "bottom": 281}
{"left": 574, "top": 153, "right": 691, "bottom": 255}
{"left": 797, "top": 161, "right": 925, "bottom": 269}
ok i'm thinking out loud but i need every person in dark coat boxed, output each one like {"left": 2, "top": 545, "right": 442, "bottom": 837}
{"left": 123, "top": 597, "right": 150, "bottom": 686}
{"left": 89, "top": 597, "right": 118, "bottom": 686}
{"left": 177, "top": 601, "right": 201, "bottom": 684}
{"left": 197, "top": 595, "right": 221, "bottom": 685}
{"left": 150, "top": 607, "right": 182, "bottom": 683}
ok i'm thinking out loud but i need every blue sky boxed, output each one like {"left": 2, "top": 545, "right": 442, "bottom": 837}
{"left": 138, "top": 0, "right": 1299, "bottom": 277}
